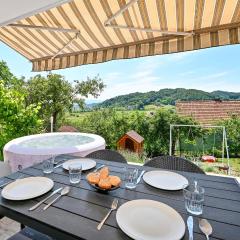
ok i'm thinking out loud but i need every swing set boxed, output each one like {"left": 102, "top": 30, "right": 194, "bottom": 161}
{"left": 169, "top": 124, "right": 230, "bottom": 174}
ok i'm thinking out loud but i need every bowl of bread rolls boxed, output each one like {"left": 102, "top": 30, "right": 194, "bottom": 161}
{"left": 86, "top": 167, "right": 121, "bottom": 192}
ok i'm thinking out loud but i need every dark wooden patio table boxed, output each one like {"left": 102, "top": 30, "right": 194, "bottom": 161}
{"left": 0, "top": 157, "right": 240, "bottom": 240}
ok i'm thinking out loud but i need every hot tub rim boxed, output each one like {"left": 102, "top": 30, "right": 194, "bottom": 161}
{"left": 3, "top": 132, "right": 106, "bottom": 156}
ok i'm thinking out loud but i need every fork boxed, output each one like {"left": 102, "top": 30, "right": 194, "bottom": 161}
{"left": 97, "top": 198, "right": 118, "bottom": 230}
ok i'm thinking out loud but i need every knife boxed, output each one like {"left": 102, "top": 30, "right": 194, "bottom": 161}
{"left": 28, "top": 187, "right": 63, "bottom": 211}
{"left": 54, "top": 163, "right": 63, "bottom": 169}
{"left": 136, "top": 170, "right": 145, "bottom": 184}
{"left": 187, "top": 216, "right": 193, "bottom": 240}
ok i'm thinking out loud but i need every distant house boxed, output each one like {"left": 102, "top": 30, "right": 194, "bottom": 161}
{"left": 117, "top": 130, "right": 144, "bottom": 154}
{"left": 58, "top": 125, "right": 78, "bottom": 132}
{"left": 176, "top": 100, "right": 240, "bottom": 125}
{"left": 72, "top": 103, "right": 80, "bottom": 112}
{"left": 127, "top": 105, "right": 134, "bottom": 110}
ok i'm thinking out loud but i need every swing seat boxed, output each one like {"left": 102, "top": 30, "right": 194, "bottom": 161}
{"left": 201, "top": 155, "right": 216, "bottom": 163}
{"left": 218, "top": 165, "right": 229, "bottom": 171}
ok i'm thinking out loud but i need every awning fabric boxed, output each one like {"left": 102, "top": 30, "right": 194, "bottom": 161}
{"left": 0, "top": 0, "right": 240, "bottom": 72}
{"left": 0, "top": 0, "right": 72, "bottom": 27}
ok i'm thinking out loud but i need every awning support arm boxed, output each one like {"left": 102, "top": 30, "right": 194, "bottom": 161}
{"left": 105, "top": 24, "right": 193, "bottom": 36}
{"left": 104, "top": 0, "right": 192, "bottom": 36}
{"left": 8, "top": 23, "right": 79, "bottom": 33}
{"left": 51, "top": 32, "right": 80, "bottom": 59}
{"left": 104, "top": 0, "right": 138, "bottom": 26}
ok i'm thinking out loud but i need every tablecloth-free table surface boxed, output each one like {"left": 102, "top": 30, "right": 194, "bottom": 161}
{"left": 0, "top": 158, "right": 240, "bottom": 240}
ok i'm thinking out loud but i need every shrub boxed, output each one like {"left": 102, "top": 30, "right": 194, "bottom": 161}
{"left": 63, "top": 108, "right": 196, "bottom": 157}
{"left": 218, "top": 115, "right": 240, "bottom": 157}
{"left": 0, "top": 81, "right": 43, "bottom": 160}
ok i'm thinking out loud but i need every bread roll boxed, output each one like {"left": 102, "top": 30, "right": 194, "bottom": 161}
{"left": 86, "top": 172, "right": 100, "bottom": 185}
{"left": 99, "top": 167, "right": 109, "bottom": 179}
{"left": 109, "top": 175, "right": 121, "bottom": 187}
{"left": 98, "top": 178, "right": 112, "bottom": 189}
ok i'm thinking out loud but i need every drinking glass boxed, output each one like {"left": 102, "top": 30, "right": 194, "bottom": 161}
{"left": 42, "top": 157, "right": 54, "bottom": 174}
{"left": 183, "top": 184, "right": 205, "bottom": 215}
{"left": 15, "top": 165, "right": 24, "bottom": 179}
{"left": 69, "top": 163, "right": 82, "bottom": 184}
{"left": 125, "top": 168, "right": 139, "bottom": 189}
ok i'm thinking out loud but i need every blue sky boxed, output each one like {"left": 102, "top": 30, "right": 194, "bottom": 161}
{"left": 0, "top": 41, "right": 240, "bottom": 101}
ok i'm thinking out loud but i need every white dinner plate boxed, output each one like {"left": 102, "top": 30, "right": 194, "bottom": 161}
{"left": 1, "top": 177, "right": 54, "bottom": 201}
{"left": 116, "top": 199, "right": 185, "bottom": 240}
{"left": 62, "top": 158, "right": 96, "bottom": 171}
{"left": 143, "top": 170, "right": 189, "bottom": 190}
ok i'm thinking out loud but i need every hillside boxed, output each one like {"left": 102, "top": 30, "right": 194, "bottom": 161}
{"left": 98, "top": 88, "right": 240, "bottom": 108}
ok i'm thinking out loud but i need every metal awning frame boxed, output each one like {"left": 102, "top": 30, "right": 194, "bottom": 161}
{"left": 104, "top": 0, "right": 193, "bottom": 36}
{"left": 8, "top": 23, "right": 79, "bottom": 33}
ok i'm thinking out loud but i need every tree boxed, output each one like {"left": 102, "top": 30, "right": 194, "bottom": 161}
{"left": 0, "top": 60, "right": 24, "bottom": 90}
{"left": 73, "top": 75, "right": 105, "bottom": 109}
{"left": 218, "top": 115, "right": 240, "bottom": 157}
{"left": 79, "top": 109, "right": 132, "bottom": 148}
{"left": 133, "top": 108, "right": 196, "bottom": 157}
{"left": 0, "top": 80, "right": 42, "bottom": 159}
{"left": 26, "top": 74, "right": 73, "bottom": 129}
{"left": 63, "top": 108, "right": 196, "bottom": 156}
{"left": 25, "top": 73, "right": 105, "bottom": 129}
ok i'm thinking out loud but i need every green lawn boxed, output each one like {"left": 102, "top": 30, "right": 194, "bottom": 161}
{"left": 119, "top": 150, "right": 240, "bottom": 177}
{"left": 198, "top": 159, "right": 240, "bottom": 177}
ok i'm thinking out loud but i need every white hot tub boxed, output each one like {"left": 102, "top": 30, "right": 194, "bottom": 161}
{"left": 4, "top": 132, "right": 105, "bottom": 172}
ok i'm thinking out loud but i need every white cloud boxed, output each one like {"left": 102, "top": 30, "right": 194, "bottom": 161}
{"left": 103, "top": 72, "right": 122, "bottom": 84}
{"left": 88, "top": 53, "right": 236, "bottom": 101}
{"left": 169, "top": 71, "right": 239, "bottom": 92}
{"left": 95, "top": 60, "right": 163, "bottom": 100}
{"left": 135, "top": 56, "right": 163, "bottom": 72}
{"left": 166, "top": 51, "right": 195, "bottom": 61}
{"left": 179, "top": 70, "right": 195, "bottom": 76}
{"left": 197, "top": 71, "right": 228, "bottom": 80}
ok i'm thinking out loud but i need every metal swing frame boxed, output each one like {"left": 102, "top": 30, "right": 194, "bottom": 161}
{"left": 169, "top": 124, "right": 230, "bottom": 173}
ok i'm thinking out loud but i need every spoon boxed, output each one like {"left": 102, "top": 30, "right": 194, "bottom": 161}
{"left": 194, "top": 180, "right": 199, "bottom": 193}
{"left": 187, "top": 216, "right": 193, "bottom": 240}
{"left": 199, "top": 219, "right": 213, "bottom": 240}
{"left": 43, "top": 186, "right": 70, "bottom": 211}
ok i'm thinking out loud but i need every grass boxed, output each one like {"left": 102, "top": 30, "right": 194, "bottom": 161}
{"left": 118, "top": 149, "right": 240, "bottom": 177}
{"left": 180, "top": 157, "right": 240, "bottom": 177}
{"left": 118, "top": 150, "right": 147, "bottom": 164}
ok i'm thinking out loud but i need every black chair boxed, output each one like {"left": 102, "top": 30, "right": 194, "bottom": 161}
{"left": 7, "top": 227, "right": 57, "bottom": 240}
{"left": 144, "top": 155, "right": 205, "bottom": 174}
{"left": 86, "top": 149, "right": 127, "bottom": 163}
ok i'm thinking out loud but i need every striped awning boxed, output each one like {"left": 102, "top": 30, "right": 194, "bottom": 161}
{"left": 0, "top": 0, "right": 240, "bottom": 72}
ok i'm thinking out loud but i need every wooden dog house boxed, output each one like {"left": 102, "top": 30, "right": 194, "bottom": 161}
{"left": 117, "top": 130, "right": 144, "bottom": 154}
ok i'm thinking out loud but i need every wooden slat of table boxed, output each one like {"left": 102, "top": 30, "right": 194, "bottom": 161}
{"left": 0, "top": 194, "right": 130, "bottom": 240}
{"left": 4, "top": 166, "right": 240, "bottom": 219}
{"left": 9, "top": 171, "right": 240, "bottom": 240}
{"left": 35, "top": 162, "right": 239, "bottom": 193}
{"left": 1, "top": 159, "right": 240, "bottom": 240}
{"left": 31, "top": 164, "right": 240, "bottom": 207}
{"left": 4, "top": 166, "right": 240, "bottom": 223}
